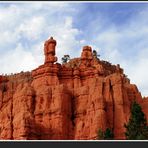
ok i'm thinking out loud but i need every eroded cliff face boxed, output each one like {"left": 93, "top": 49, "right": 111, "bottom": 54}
{"left": 0, "top": 37, "right": 147, "bottom": 140}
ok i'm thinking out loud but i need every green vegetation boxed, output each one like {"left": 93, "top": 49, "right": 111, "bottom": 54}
{"left": 124, "top": 101, "right": 148, "bottom": 140}
{"left": 97, "top": 128, "right": 114, "bottom": 140}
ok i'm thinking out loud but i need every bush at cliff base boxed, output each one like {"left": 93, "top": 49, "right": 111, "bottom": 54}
{"left": 97, "top": 128, "right": 114, "bottom": 140}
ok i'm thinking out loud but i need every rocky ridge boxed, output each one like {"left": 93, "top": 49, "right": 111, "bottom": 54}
{"left": 0, "top": 37, "right": 147, "bottom": 140}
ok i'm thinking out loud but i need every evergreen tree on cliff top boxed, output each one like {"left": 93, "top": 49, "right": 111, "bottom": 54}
{"left": 124, "top": 100, "right": 148, "bottom": 140}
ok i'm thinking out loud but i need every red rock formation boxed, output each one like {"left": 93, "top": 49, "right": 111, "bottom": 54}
{"left": 0, "top": 37, "right": 147, "bottom": 140}
{"left": 44, "top": 37, "right": 57, "bottom": 64}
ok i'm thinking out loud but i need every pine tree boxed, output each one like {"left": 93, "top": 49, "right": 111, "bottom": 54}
{"left": 97, "top": 129, "right": 104, "bottom": 140}
{"left": 124, "top": 101, "right": 148, "bottom": 140}
{"left": 97, "top": 128, "right": 114, "bottom": 140}
{"left": 104, "top": 128, "right": 114, "bottom": 140}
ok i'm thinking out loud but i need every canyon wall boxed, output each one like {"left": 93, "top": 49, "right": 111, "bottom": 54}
{"left": 0, "top": 37, "right": 147, "bottom": 140}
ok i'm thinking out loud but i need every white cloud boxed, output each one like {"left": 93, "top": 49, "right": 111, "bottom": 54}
{"left": 0, "top": 2, "right": 148, "bottom": 97}
{"left": 0, "top": 2, "right": 81, "bottom": 74}
{"left": 18, "top": 16, "right": 47, "bottom": 41}
{"left": 0, "top": 43, "right": 37, "bottom": 74}
{"left": 125, "top": 48, "right": 148, "bottom": 97}
{"left": 91, "top": 8, "right": 148, "bottom": 96}
{"left": 0, "top": 30, "right": 20, "bottom": 48}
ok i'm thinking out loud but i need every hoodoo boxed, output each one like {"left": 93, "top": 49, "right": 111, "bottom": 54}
{"left": 44, "top": 37, "right": 57, "bottom": 64}
{"left": 0, "top": 37, "right": 147, "bottom": 140}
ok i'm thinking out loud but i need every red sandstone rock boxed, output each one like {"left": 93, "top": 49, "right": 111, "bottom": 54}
{"left": 0, "top": 37, "right": 147, "bottom": 140}
{"left": 44, "top": 37, "right": 57, "bottom": 64}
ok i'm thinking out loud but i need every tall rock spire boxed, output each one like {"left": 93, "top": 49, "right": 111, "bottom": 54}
{"left": 44, "top": 37, "right": 57, "bottom": 64}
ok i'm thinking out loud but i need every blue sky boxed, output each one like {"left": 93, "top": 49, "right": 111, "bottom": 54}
{"left": 0, "top": 2, "right": 148, "bottom": 96}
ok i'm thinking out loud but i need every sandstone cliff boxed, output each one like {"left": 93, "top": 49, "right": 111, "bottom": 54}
{"left": 0, "top": 37, "right": 147, "bottom": 140}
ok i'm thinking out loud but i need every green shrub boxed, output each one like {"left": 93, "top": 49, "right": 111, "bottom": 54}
{"left": 97, "top": 128, "right": 114, "bottom": 140}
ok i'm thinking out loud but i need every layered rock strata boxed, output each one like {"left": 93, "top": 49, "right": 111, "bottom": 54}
{"left": 0, "top": 37, "right": 147, "bottom": 140}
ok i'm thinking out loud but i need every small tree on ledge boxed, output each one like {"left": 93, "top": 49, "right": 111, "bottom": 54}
{"left": 124, "top": 100, "right": 148, "bottom": 140}
{"left": 93, "top": 50, "right": 100, "bottom": 59}
{"left": 61, "top": 55, "right": 70, "bottom": 64}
